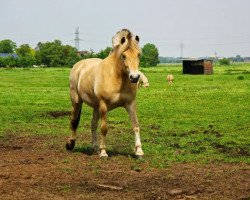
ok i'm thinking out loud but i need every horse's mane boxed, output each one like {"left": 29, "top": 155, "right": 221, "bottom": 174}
{"left": 111, "top": 29, "right": 140, "bottom": 56}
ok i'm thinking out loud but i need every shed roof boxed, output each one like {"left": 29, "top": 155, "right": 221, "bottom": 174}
{"left": 182, "top": 58, "right": 213, "bottom": 61}
{"left": 0, "top": 53, "right": 18, "bottom": 58}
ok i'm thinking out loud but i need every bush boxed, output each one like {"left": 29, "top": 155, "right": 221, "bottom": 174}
{"left": 18, "top": 56, "right": 36, "bottom": 67}
{"left": 0, "top": 56, "right": 19, "bottom": 67}
{"left": 219, "top": 58, "right": 230, "bottom": 65}
{"left": 0, "top": 56, "right": 37, "bottom": 68}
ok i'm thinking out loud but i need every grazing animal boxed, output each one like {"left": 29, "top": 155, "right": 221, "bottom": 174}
{"left": 66, "top": 29, "right": 144, "bottom": 158}
{"left": 167, "top": 74, "right": 174, "bottom": 86}
{"left": 137, "top": 71, "right": 149, "bottom": 88}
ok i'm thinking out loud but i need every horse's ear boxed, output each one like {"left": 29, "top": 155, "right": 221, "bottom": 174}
{"left": 121, "top": 37, "right": 126, "bottom": 44}
{"left": 135, "top": 35, "right": 140, "bottom": 43}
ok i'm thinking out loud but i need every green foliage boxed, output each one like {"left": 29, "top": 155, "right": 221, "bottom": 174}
{"left": 140, "top": 43, "right": 159, "bottom": 67}
{"left": 0, "top": 56, "right": 19, "bottom": 67}
{"left": 16, "top": 44, "right": 32, "bottom": 57}
{"left": 35, "top": 40, "right": 80, "bottom": 67}
{"left": 16, "top": 44, "right": 36, "bottom": 67}
{"left": 0, "top": 56, "right": 36, "bottom": 68}
{"left": 18, "top": 55, "right": 36, "bottom": 68}
{"left": 0, "top": 39, "right": 16, "bottom": 53}
{"left": 96, "top": 47, "right": 112, "bottom": 59}
{"left": 219, "top": 58, "right": 230, "bottom": 65}
{"left": 79, "top": 47, "right": 112, "bottom": 60}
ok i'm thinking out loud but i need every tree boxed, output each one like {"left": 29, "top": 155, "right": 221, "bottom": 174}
{"left": 35, "top": 40, "right": 80, "bottom": 67}
{"left": 0, "top": 39, "right": 16, "bottom": 53}
{"left": 140, "top": 43, "right": 159, "bottom": 67}
{"left": 15, "top": 44, "right": 36, "bottom": 67}
{"left": 16, "top": 44, "right": 32, "bottom": 56}
{"left": 235, "top": 55, "right": 243, "bottom": 62}
{"left": 218, "top": 58, "right": 230, "bottom": 65}
{"left": 96, "top": 47, "right": 112, "bottom": 59}
{"left": 0, "top": 56, "right": 19, "bottom": 67}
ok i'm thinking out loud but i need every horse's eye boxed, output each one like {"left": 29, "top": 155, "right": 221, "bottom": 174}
{"left": 122, "top": 55, "right": 126, "bottom": 60}
{"left": 138, "top": 53, "right": 141, "bottom": 57}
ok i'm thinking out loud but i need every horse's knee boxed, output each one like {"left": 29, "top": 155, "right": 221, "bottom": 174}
{"left": 101, "top": 124, "right": 108, "bottom": 136}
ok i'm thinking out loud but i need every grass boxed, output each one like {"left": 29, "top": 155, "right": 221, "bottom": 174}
{"left": 0, "top": 64, "right": 249, "bottom": 167}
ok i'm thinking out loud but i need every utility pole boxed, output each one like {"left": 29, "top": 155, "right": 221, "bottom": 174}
{"left": 180, "top": 41, "right": 184, "bottom": 58}
{"left": 74, "top": 27, "right": 80, "bottom": 51}
{"left": 214, "top": 51, "right": 218, "bottom": 63}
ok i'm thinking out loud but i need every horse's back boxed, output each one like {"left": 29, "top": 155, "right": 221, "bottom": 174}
{"left": 70, "top": 58, "right": 102, "bottom": 79}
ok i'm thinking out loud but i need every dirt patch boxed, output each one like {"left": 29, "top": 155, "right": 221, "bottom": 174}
{"left": 0, "top": 134, "right": 249, "bottom": 200}
{"left": 47, "top": 111, "right": 71, "bottom": 118}
{"left": 212, "top": 142, "right": 250, "bottom": 157}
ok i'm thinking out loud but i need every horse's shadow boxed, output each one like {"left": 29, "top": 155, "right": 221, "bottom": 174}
{"left": 73, "top": 145, "right": 135, "bottom": 158}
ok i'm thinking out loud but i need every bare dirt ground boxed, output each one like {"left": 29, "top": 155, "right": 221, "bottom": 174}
{"left": 0, "top": 133, "right": 249, "bottom": 200}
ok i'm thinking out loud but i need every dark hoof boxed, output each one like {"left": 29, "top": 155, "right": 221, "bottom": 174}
{"left": 65, "top": 140, "right": 75, "bottom": 151}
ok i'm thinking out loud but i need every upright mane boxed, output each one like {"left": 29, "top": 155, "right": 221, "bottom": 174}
{"left": 111, "top": 29, "right": 140, "bottom": 56}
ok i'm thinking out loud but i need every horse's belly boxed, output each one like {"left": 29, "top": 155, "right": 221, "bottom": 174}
{"left": 80, "top": 92, "right": 98, "bottom": 107}
{"left": 78, "top": 73, "right": 98, "bottom": 107}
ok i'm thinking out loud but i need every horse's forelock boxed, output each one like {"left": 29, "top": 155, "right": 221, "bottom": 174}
{"left": 112, "top": 29, "right": 132, "bottom": 48}
{"left": 112, "top": 29, "right": 140, "bottom": 56}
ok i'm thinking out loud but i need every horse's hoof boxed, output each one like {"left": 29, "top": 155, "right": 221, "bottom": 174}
{"left": 99, "top": 152, "right": 109, "bottom": 159}
{"left": 65, "top": 140, "right": 75, "bottom": 151}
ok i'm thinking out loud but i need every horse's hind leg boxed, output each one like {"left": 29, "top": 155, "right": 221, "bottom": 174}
{"left": 66, "top": 102, "right": 82, "bottom": 150}
{"left": 91, "top": 108, "right": 99, "bottom": 153}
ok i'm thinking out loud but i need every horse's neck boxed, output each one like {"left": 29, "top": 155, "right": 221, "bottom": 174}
{"left": 109, "top": 54, "right": 126, "bottom": 78}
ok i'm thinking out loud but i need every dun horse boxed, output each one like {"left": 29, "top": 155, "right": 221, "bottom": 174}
{"left": 66, "top": 29, "right": 144, "bottom": 158}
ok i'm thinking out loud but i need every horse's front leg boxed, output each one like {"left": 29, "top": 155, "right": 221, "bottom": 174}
{"left": 99, "top": 100, "right": 108, "bottom": 158}
{"left": 125, "top": 101, "right": 144, "bottom": 157}
{"left": 91, "top": 108, "right": 99, "bottom": 153}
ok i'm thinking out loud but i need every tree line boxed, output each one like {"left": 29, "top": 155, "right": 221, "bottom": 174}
{"left": 0, "top": 39, "right": 159, "bottom": 68}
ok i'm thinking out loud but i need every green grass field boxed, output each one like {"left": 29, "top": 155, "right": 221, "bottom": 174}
{"left": 0, "top": 64, "right": 249, "bottom": 167}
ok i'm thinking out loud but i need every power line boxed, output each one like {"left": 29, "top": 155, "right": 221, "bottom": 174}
{"left": 144, "top": 34, "right": 250, "bottom": 42}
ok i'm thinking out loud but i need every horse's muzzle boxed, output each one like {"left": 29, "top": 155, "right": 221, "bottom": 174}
{"left": 129, "top": 74, "right": 140, "bottom": 83}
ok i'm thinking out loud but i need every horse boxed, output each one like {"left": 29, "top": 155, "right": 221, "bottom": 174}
{"left": 167, "top": 74, "right": 174, "bottom": 86}
{"left": 137, "top": 71, "right": 149, "bottom": 88}
{"left": 66, "top": 29, "right": 144, "bottom": 158}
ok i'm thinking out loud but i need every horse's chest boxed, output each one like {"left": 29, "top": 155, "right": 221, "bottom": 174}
{"left": 96, "top": 78, "right": 136, "bottom": 107}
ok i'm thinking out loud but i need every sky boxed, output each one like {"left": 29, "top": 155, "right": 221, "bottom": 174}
{"left": 1, "top": 0, "right": 250, "bottom": 57}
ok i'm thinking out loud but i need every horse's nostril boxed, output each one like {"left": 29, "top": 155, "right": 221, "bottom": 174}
{"left": 129, "top": 75, "right": 133, "bottom": 80}
{"left": 134, "top": 77, "right": 139, "bottom": 82}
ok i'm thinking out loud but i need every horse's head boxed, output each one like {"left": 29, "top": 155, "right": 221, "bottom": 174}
{"left": 112, "top": 29, "right": 141, "bottom": 83}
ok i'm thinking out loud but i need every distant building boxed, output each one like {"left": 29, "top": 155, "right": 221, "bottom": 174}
{"left": 0, "top": 53, "right": 18, "bottom": 58}
{"left": 182, "top": 59, "right": 213, "bottom": 75}
{"left": 244, "top": 57, "right": 250, "bottom": 62}
{"left": 77, "top": 51, "right": 90, "bottom": 57}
